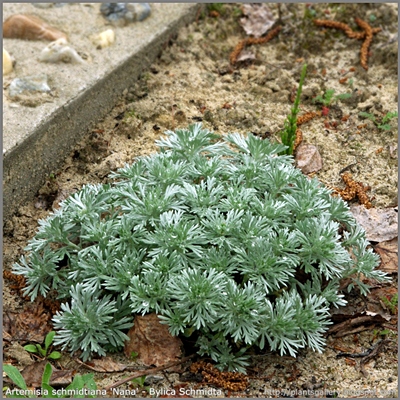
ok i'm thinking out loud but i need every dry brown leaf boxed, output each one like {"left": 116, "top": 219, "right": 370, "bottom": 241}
{"left": 4, "top": 342, "right": 34, "bottom": 367}
{"left": 50, "top": 369, "right": 75, "bottom": 386}
{"left": 374, "top": 238, "right": 398, "bottom": 274}
{"left": 295, "top": 143, "right": 323, "bottom": 174}
{"left": 367, "top": 286, "right": 398, "bottom": 315}
{"left": 79, "top": 357, "right": 128, "bottom": 372}
{"left": 240, "top": 4, "right": 276, "bottom": 38}
{"left": 21, "top": 361, "right": 49, "bottom": 387}
{"left": 3, "top": 328, "right": 13, "bottom": 343}
{"left": 18, "top": 361, "right": 74, "bottom": 387}
{"left": 3, "top": 301, "right": 52, "bottom": 344}
{"left": 349, "top": 205, "right": 398, "bottom": 242}
{"left": 124, "top": 313, "right": 182, "bottom": 367}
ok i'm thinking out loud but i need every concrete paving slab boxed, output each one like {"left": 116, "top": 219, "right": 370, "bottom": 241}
{"left": 3, "top": 3, "right": 201, "bottom": 221}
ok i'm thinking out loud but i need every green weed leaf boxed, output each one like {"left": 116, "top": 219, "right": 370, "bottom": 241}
{"left": 3, "top": 364, "right": 28, "bottom": 390}
{"left": 23, "top": 344, "right": 38, "bottom": 354}
{"left": 47, "top": 351, "right": 62, "bottom": 360}
{"left": 41, "top": 363, "right": 53, "bottom": 386}
{"left": 44, "top": 331, "right": 56, "bottom": 351}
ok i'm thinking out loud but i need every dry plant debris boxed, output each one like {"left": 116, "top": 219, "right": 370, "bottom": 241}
{"left": 294, "top": 110, "right": 322, "bottom": 151}
{"left": 3, "top": 301, "right": 52, "bottom": 344}
{"left": 230, "top": 25, "right": 281, "bottom": 65}
{"left": 334, "top": 172, "right": 372, "bottom": 209}
{"left": 328, "top": 313, "right": 388, "bottom": 338}
{"left": 359, "top": 339, "right": 393, "bottom": 377}
{"left": 354, "top": 17, "right": 376, "bottom": 70}
{"left": 239, "top": 3, "right": 276, "bottom": 37}
{"left": 334, "top": 339, "right": 393, "bottom": 378}
{"left": 374, "top": 238, "right": 398, "bottom": 274}
{"left": 190, "top": 360, "right": 248, "bottom": 392}
{"left": 314, "top": 18, "right": 381, "bottom": 70}
{"left": 17, "top": 360, "right": 74, "bottom": 388}
{"left": 350, "top": 205, "right": 398, "bottom": 242}
{"left": 76, "top": 357, "right": 128, "bottom": 373}
{"left": 3, "top": 269, "right": 27, "bottom": 296}
{"left": 3, "top": 270, "right": 62, "bottom": 315}
{"left": 124, "top": 313, "right": 183, "bottom": 367}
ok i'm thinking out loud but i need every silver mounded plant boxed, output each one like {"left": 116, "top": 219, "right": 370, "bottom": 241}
{"left": 13, "top": 123, "right": 388, "bottom": 372}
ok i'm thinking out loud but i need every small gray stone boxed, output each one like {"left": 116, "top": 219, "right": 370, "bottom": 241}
{"left": 100, "top": 3, "right": 151, "bottom": 25}
{"left": 144, "top": 375, "right": 164, "bottom": 385}
{"left": 9, "top": 74, "right": 51, "bottom": 97}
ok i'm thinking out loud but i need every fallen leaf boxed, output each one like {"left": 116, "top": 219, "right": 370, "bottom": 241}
{"left": 3, "top": 301, "right": 52, "bottom": 344}
{"left": 49, "top": 369, "right": 75, "bottom": 386}
{"left": 374, "top": 238, "right": 398, "bottom": 274}
{"left": 4, "top": 342, "right": 34, "bottom": 367}
{"left": 20, "top": 361, "right": 48, "bottom": 387}
{"left": 367, "top": 286, "right": 398, "bottom": 317}
{"left": 235, "top": 49, "right": 256, "bottom": 63}
{"left": 240, "top": 4, "right": 276, "bottom": 38}
{"left": 3, "top": 328, "right": 12, "bottom": 343}
{"left": 295, "top": 143, "right": 323, "bottom": 174}
{"left": 18, "top": 361, "right": 74, "bottom": 387}
{"left": 349, "top": 205, "right": 398, "bottom": 242}
{"left": 124, "top": 313, "right": 182, "bottom": 367}
{"left": 79, "top": 357, "right": 127, "bottom": 372}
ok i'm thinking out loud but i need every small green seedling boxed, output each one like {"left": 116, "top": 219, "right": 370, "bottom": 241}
{"left": 359, "top": 111, "right": 398, "bottom": 131}
{"left": 24, "top": 331, "right": 61, "bottom": 360}
{"left": 373, "top": 328, "right": 396, "bottom": 339}
{"left": 131, "top": 375, "right": 149, "bottom": 393}
{"left": 313, "top": 88, "right": 352, "bottom": 106}
{"left": 347, "top": 78, "right": 354, "bottom": 89}
{"left": 131, "top": 376, "right": 146, "bottom": 388}
{"left": 3, "top": 363, "right": 98, "bottom": 398}
{"left": 207, "top": 3, "right": 225, "bottom": 15}
{"left": 280, "top": 63, "right": 307, "bottom": 155}
{"left": 381, "top": 293, "right": 398, "bottom": 315}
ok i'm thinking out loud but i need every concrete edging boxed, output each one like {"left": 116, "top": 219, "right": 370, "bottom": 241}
{"left": 3, "top": 3, "right": 201, "bottom": 222}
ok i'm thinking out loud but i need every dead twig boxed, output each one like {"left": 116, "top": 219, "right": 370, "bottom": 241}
{"left": 336, "top": 340, "right": 385, "bottom": 358}
{"left": 328, "top": 314, "right": 387, "bottom": 337}
{"left": 104, "top": 354, "right": 195, "bottom": 391}
{"left": 230, "top": 25, "right": 281, "bottom": 65}
{"left": 360, "top": 339, "right": 391, "bottom": 377}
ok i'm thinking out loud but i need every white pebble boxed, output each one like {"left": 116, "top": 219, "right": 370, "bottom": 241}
{"left": 40, "top": 38, "right": 85, "bottom": 64}
{"left": 92, "top": 29, "right": 115, "bottom": 49}
{"left": 3, "top": 48, "right": 13, "bottom": 75}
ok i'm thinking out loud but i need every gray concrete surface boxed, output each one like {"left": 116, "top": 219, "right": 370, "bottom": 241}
{"left": 3, "top": 3, "right": 201, "bottom": 221}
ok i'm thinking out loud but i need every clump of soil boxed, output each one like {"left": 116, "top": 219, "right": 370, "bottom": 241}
{"left": 3, "top": 3, "right": 398, "bottom": 398}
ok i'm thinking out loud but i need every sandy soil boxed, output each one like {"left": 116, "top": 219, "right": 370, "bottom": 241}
{"left": 3, "top": 3, "right": 398, "bottom": 398}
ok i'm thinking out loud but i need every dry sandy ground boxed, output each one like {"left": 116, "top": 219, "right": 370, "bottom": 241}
{"left": 3, "top": 3, "right": 398, "bottom": 398}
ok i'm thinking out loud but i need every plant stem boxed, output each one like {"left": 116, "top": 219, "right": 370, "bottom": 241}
{"left": 280, "top": 64, "right": 307, "bottom": 155}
